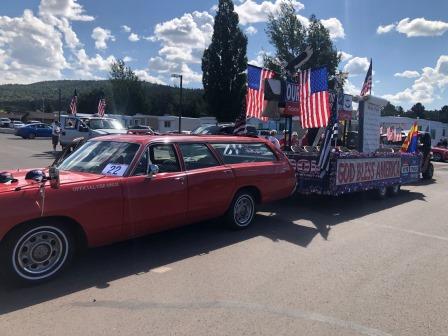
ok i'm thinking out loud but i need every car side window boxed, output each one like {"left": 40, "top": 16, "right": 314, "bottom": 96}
{"left": 64, "top": 118, "right": 76, "bottom": 129}
{"left": 133, "top": 144, "right": 180, "bottom": 175}
{"left": 179, "top": 143, "right": 219, "bottom": 170}
{"left": 212, "top": 143, "right": 277, "bottom": 164}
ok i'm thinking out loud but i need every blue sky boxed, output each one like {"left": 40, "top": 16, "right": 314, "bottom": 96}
{"left": 1, "top": 0, "right": 447, "bottom": 110}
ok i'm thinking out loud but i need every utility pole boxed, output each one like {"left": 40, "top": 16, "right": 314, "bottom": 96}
{"left": 171, "top": 74, "right": 183, "bottom": 133}
{"left": 58, "top": 88, "right": 62, "bottom": 122}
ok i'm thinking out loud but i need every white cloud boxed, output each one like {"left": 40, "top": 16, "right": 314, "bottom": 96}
{"left": 148, "top": 11, "right": 214, "bottom": 84}
{"left": 128, "top": 33, "right": 140, "bottom": 42}
{"left": 134, "top": 69, "right": 166, "bottom": 85}
{"left": 73, "top": 48, "right": 115, "bottom": 78}
{"left": 249, "top": 50, "right": 271, "bottom": 67}
{"left": 245, "top": 25, "right": 258, "bottom": 35}
{"left": 377, "top": 18, "right": 448, "bottom": 37}
{"left": 344, "top": 79, "right": 361, "bottom": 96}
{"left": 235, "top": 0, "right": 304, "bottom": 25}
{"left": 338, "top": 51, "right": 352, "bottom": 62}
{"left": 321, "top": 18, "right": 345, "bottom": 39}
{"left": 376, "top": 24, "right": 396, "bottom": 34}
{"left": 123, "top": 56, "right": 133, "bottom": 63}
{"left": 394, "top": 70, "right": 420, "bottom": 78}
{"left": 384, "top": 55, "right": 448, "bottom": 106}
{"left": 91, "top": 27, "right": 115, "bottom": 50}
{"left": 396, "top": 18, "right": 448, "bottom": 37}
{"left": 121, "top": 25, "right": 131, "bottom": 33}
{"left": 0, "top": 9, "right": 68, "bottom": 83}
{"left": 39, "top": 0, "right": 94, "bottom": 21}
{"left": 343, "top": 57, "right": 370, "bottom": 76}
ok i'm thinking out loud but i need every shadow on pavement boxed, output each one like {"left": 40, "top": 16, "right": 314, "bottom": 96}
{"left": 0, "top": 188, "right": 425, "bottom": 315}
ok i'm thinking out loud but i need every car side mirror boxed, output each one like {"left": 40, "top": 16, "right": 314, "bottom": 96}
{"left": 79, "top": 125, "right": 89, "bottom": 132}
{"left": 146, "top": 164, "right": 159, "bottom": 179}
{"left": 48, "top": 166, "right": 60, "bottom": 189}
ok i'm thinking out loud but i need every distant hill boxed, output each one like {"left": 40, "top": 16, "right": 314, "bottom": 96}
{"left": 0, "top": 80, "right": 208, "bottom": 117}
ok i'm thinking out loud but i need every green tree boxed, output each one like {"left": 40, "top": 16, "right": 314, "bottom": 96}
{"left": 440, "top": 105, "right": 448, "bottom": 123}
{"left": 109, "top": 59, "right": 149, "bottom": 115}
{"left": 381, "top": 102, "right": 398, "bottom": 116}
{"left": 411, "top": 102, "right": 425, "bottom": 119}
{"left": 264, "top": 1, "right": 340, "bottom": 78}
{"left": 78, "top": 88, "right": 107, "bottom": 114}
{"left": 202, "top": 0, "right": 247, "bottom": 122}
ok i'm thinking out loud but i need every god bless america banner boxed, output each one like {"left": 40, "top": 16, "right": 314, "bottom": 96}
{"left": 336, "top": 157, "right": 401, "bottom": 186}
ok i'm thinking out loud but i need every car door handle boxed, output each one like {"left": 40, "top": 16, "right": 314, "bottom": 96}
{"left": 175, "top": 177, "right": 185, "bottom": 182}
{"left": 223, "top": 170, "right": 232, "bottom": 174}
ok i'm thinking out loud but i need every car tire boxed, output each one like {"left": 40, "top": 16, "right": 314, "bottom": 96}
{"left": 422, "top": 163, "right": 434, "bottom": 180}
{"left": 433, "top": 153, "right": 442, "bottom": 162}
{"left": 28, "top": 133, "right": 36, "bottom": 139}
{"left": 0, "top": 221, "right": 75, "bottom": 285}
{"left": 388, "top": 184, "right": 401, "bottom": 196}
{"left": 226, "top": 191, "right": 256, "bottom": 230}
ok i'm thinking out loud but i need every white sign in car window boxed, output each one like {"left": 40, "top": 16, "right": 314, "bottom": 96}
{"left": 101, "top": 163, "right": 129, "bottom": 176}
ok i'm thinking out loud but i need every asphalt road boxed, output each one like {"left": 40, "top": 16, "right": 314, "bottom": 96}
{"left": 1, "top": 133, "right": 448, "bottom": 336}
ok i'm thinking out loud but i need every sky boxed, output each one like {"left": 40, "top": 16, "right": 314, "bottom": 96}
{"left": 0, "top": 0, "right": 447, "bottom": 110}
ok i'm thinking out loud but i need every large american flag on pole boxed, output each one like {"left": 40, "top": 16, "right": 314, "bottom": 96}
{"left": 97, "top": 96, "right": 106, "bottom": 117}
{"left": 69, "top": 89, "right": 78, "bottom": 116}
{"left": 298, "top": 67, "right": 330, "bottom": 129}
{"left": 360, "top": 59, "right": 372, "bottom": 96}
{"left": 246, "top": 64, "right": 275, "bottom": 120}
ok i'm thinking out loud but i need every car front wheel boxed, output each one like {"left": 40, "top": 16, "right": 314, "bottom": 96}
{"left": 0, "top": 222, "right": 75, "bottom": 285}
{"left": 28, "top": 133, "right": 36, "bottom": 139}
{"left": 226, "top": 191, "right": 256, "bottom": 230}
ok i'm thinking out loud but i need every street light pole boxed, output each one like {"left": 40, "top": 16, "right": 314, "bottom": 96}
{"left": 171, "top": 74, "right": 183, "bottom": 133}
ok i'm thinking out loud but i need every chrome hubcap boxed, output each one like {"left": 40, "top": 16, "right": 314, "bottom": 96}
{"left": 234, "top": 196, "right": 254, "bottom": 226}
{"left": 13, "top": 227, "right": 68, "bottom": 280}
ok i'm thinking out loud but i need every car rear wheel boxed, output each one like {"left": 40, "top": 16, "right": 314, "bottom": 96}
{"left": 28, "top": 133, "right": 36, "bottom": 139}
{"left": 433, "top": 153, "right": 442, "bottom": 162}
{"left": 226, "top": 191, "right": 256, "bottom": 230}
{"left": 0, "top": 221, "right": 75, "bottom": 285}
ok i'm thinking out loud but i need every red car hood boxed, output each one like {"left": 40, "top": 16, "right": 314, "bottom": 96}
{"left": 0, "top": 168, "right": 106, "bottom": 193}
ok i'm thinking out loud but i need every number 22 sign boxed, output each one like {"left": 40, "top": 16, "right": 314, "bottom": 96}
{"left": 101, "top": 163, "right": 129, "bottom": 176}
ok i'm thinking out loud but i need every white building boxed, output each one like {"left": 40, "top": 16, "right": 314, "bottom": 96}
{"left": 107, "top": 114, "right": 217, "bottom": 132}
{"left": 380, "top": 116, "right": 448, "bottom": 146}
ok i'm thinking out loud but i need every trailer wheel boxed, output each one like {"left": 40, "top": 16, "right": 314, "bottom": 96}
{"left": 388, "top": 184, "right": 401, "bottom": 196}
{"left": 422, "top": 163, "right": 434, "bottom": 180}
{"left": 375, "top": 186, "right": 388, "bottom": 199}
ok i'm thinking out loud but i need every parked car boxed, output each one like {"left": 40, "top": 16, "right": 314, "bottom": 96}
{"left": 431, "top": 146, "right": 448, "bottom": 162}
{"left": 27, "top": 120, "right": 41, "bottom": 124}
{"left": 192, "top": 123, "right": 258, "bottom": 136}
{"left": 15, "top": 123, "right": 52, "bottom": 139}
{"left": 59, "top": 115, "right": 127, "bottom": 147}
{"left": 10, "top": 120, "right": 25, "bottom": 129}
{"left": 0, "top": 134, "right": 296, "bottom": 284}
{"left": 0, "top": 117, "right": 11, "bottom": 128}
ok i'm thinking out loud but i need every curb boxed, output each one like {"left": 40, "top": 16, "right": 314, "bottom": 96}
{"left": 0, "top": 128, "right": 16, "bottom": 134}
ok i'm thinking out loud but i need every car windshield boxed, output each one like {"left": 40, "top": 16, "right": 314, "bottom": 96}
{"left": 192, "top": 125, "right": 221, "bottom": 134}
{"left": 57, "top": 140, "right": 139, "bottom": 175}
{"left": 84, "top": 119, "right": 125, "bottom": 130}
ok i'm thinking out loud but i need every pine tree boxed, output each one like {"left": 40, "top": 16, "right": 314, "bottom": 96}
{"left": 202, "top": 0, "right": 247, "bottom": 122}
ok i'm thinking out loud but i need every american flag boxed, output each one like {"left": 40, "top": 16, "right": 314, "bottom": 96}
{"left": 97, "top": 96, "right": 106, "bottom": 117}
{"left": 69, "top": 90, "right": 78, "bottom": 115}
{"left": 233, "top": 96, "right": 247, "bottom": 135}
{"left": 318, "top": 91, "right": 339, "bottom": 175}
{"left": 360, "top": 59, "right": 372, "bottom": 96}
{"left": 246, "top": 64, "right": 275, "bottom": 120}
{"left": 298, "top": 67, "right": 330, "bottom": 129}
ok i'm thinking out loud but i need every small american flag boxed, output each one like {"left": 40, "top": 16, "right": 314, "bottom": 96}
{"left": 246, "top": 65, "right": 275, "bottom": 120}
{"left": 318, "top": 91, "right": 339, "bottom": 175}
{"left": 299, "top": 67, "right": 330, "bottom": 129}
{"left": 97, "top": 97, "right": 106, "bottom": 117}
{"left": 233, "top": 96, "right": 247, "bottom": 135}
{"left": 360, "top": 59, "right": 372, "bottom": 96}
{"left": 69, "top": 90, "right": 78, "bottom": 116}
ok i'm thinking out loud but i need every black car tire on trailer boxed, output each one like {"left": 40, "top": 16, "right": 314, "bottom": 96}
{"left": 388, "top": 184, "right": 401, "bottom": 196}
{"left": 0, "top": 220, "right": 75, "bottom": 285}
{"left": 226, "top": 191, "right": 256, "bottom": 230}
{"left": 375, "top": 186, "right": 388, "bottom": 199}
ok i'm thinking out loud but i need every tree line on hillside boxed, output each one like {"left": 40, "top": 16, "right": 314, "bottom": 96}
{"left": 382, "top": 102, "right": 448, "bottom": 123}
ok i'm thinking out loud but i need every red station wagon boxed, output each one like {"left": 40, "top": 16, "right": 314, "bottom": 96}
{"left": 0, "top": 135, "right": 296, "bottom": 284}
